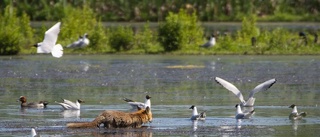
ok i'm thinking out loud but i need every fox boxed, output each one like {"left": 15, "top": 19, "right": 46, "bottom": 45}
{"left": 67, "top": 106, "right": 152, "bottom": 128}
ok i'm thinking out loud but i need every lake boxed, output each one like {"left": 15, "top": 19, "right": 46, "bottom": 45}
{"left": 0, "top": 55, "right": 319, "bottom": 136}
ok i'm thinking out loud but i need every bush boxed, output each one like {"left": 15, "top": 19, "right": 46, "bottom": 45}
{"left": 158, "top": 9, "right": 204, "bottom": 52}
{"left": 109, "top": 26, "right": 134, "bottom": 51}
{"left": 0, "top": 6, "right": 34, "bottom": 55}
{"left": 134, "top": 23, "right": 162, "bottom": 53}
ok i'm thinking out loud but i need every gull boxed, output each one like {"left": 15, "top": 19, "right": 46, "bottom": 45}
{"left": 56, "top": 99, "right": 84, "bottom": 110}
{"left": 67, "top": 33, "right": 90, "bottom": 48}
{"left": 289, "top": 104, "right": 307, "bottom": 120}
{"left": 189, "top": 105, "right": 206, "bottom": 120}
{"left": 200, "top": 34, "right": 216, "bottom": 48}
{"left": 31, "top": 128, "right": 37, "bottom": 137}
{"left": 34, "top": 22, "right": 63, "bottom": 58}
{"left": 215, "top": 77, "right": 276, "bottom": 107}
{"left": 235, "top": 104, "right": 255, "bottom": 119}
{"left": 123, "top": 95, "right": 151, "bottom": 109}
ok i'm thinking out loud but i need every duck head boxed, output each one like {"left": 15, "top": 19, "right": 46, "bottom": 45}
{"left": 189, "top": 105, "right": 195, "bottom": 110}
{"left": 18, "top": 96, "right": 27, "bottom": 103}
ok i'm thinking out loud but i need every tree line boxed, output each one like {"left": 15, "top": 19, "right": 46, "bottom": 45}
{"left": 1, "top": 0, "right": 320, "bottom": 22}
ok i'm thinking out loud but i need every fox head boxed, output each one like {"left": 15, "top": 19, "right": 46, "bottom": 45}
{"left": 137, "top": 106, "right": 152, "bottom": 123}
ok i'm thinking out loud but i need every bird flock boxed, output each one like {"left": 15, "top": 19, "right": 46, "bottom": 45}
{"left": 19, "top": 77, "right": 307, "bottom": 136}
{"left": 34, "top": 22, "right": 90, "bottom": 58}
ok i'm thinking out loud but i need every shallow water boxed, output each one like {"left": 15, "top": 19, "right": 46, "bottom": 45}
{"left": 0, "top": 55, "right": 319, "bottom": 136}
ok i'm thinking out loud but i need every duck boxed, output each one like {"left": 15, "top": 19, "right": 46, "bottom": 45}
{"left": 34, "top": 22, "right": 63, "bottom": 58}
{"left": 67, "top": 33, "right": 90, "bottom": 48}
{"left": 123, "top": 95, "right": 151, "bottom": 109}
{"left": 31, "top": 128, "right": 37, "bottom": 137}
{"left": 56, "top": 99, "right": 84, "bottom": 110}
{"left": 215, "top": 77, "right": 276, "bottom": 107}
{"left": 189, "top": 105, "right": 206, "bottom": 120}
{"left": 289, "top": 104, "right": 307, "bottom": 120}
{"left": 235, "top": 104, "right": 255, "bottom": 119}
{"left": 200, "top": 34, "right": 216, "bottom": 48}
{"left": 17, "top": 96, "right": 49, "bottom": 108}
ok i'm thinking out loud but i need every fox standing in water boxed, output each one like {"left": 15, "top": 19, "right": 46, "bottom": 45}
{"left": 67, "top": 106, "right": 152, "bottom": 128}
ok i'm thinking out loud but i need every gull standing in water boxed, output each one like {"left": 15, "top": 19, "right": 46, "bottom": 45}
{"left": 189, "top": 105, "right": 206, "bottom": 121}
{"left": 215, "top": 77, "right": 276, "bottom": 107}
{"left": 123, "top": 95, "right": 151, "bottom": 109}
{"left": 235, "top": 104, "right": 255, "bottom": 119}
{"left": 67, "top": 33, "right": 90, "bottom": 48}
{"left": 31, "top": 128, "right": 37, "bottom": 137}
{"left": 56, "top": 99, "right": 84, "bottom": 110}
{"left": 34, "top": 22, "right": 63, "bottom": 58}
{"left": 289, "top": 104, "right": 307, "bottom": 120}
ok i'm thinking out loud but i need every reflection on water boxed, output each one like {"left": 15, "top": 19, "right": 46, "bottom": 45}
{"left": 192, "top": 120, "right": 198, "bottom": 131}
{"left": 0, "top": 55, "right": 320, "bottom": 136}
{"left": 60, "top": 110, "right": 80, "bottom": 118}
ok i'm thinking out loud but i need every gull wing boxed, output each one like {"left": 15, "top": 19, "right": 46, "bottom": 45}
{"left": 249, "top": 79, "right": 276, "bottom": 98}
{"left": 62, "top": 99, "right": 79, "bottom": 109}
{"left": 40, "top": 22, "right": 61, "bottom": 53}
{"left": 215, "top": 77, "right": 245, "bottom": 103}
{"left": 58, "top": 102, "right": 72, "bottom": 110}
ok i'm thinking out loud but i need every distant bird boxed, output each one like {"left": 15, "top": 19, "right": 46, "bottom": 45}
{"left": 299, "top": 31, "right": 308, "bottom": 45}
{"left": 17, "top": 96, "right": 49, "bottom": 108}
{"left": 215, "top": 77, "right": 276, "bottom": 107}
{"left": 289, "top": 104, "right": 307, "bottom": 120}
{"left": 251, "top": 37, "right": 257, "bottom": 47}
{"left": 56, "top": 99, "right": 84, "bottom": 110}
{"left": 123, "top": 95, "right": 151, "bottom": 109}
{"left": 189, "top": 105, "right": 206, "bottom": 120}
{"left": 200, "top": 34, "right": 216, "bottom": 48}
{"left": 31, "top": 128, "right": 37, "bottom": 137}
{"left": 235, "top": 104, "right": 255, "bottom": 119}
{"left": 34, "top": 22, "right": 63, "bottom": 58}
{"left": 67, "top": 33, "right": 90, "bottom": 48}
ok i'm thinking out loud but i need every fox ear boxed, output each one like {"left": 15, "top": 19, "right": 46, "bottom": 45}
{"left": 137, "top": 106, "right": 142, "bottom": 110}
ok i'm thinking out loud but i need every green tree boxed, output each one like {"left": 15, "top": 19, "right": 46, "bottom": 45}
{"left": 0, "top": 6, "right": 34, "bottom": 55}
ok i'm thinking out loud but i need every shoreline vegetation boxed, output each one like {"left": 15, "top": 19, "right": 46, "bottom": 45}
{"left": 0, "top": 1, "right": 320, "bottom": 56}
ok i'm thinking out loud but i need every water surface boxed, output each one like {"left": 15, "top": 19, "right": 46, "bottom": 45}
{"left": 0, "top": 55, "right": 319, "bottom": 136}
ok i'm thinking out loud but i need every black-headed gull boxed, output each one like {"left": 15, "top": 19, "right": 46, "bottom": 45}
{"left": 289, "top": 104, "right": 307, "bottom": 120}
{"left": 123, "top": 95, "right": 151, "bottom": 109}
{"left": 235, "top": 104, "right": 255, "bottom": 119}
{"left": 215, "top": 77, "right": 276, "bottom": 107}
{"left": 200, "top": 34, "right": 216, "bottom": 48}
{"left": 34, "top": 22, "right": 63, "bottom": 58}
{"left": 67, "top": 33, "right": 89, "bottom": 48}
{"left": 17, "top": 96, "right": 49, "bottom": 108}
{"left": 189, "top": 105, "right": 206, "bottom": 120}
{"left": 31, "top": 128, "right": 37, "bottom": 137}
{"left": 57, "top": 99, "right": 84, "bottom": 110}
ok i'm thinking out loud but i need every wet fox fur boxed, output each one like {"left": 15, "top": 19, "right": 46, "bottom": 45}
{"left": 67, "top": 107, "right": 152, "bottom": 128}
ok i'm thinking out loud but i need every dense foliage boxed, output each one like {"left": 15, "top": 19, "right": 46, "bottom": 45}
{"left": 0, "top": 6, "right": 34, "bottom": 55}
{"left": 1, "top": 0, "right": 320, "bottom": 22}
{"left": 0, "top": 2, "right": 319, "bottom": 56}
